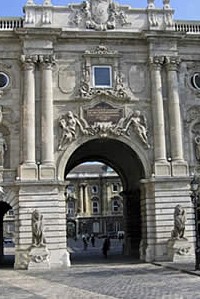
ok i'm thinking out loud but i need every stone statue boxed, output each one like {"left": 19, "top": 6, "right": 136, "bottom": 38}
{"left": 58, "top": 111, "right": 93, "bottom": 150}
{"left": 0, "top": 132, "right": 7, "bottom": 167}
{"left": 123, "top": 111, "right": 149, "bottom": 146}
{"left": 32, "top": 209, "right": 46, "bottom": 247}
{"left": 194, "top": 134, "right": 200, "bottom": 162}
{"left": 171, "top": 205, "right": 187, "bottom": 239}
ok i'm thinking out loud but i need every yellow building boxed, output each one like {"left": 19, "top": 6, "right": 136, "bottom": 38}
{"left": 66, "top": 163, "right": 124, "bottom": 238}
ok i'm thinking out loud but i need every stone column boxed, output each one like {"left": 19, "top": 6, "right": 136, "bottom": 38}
{"left": 82, "top": 183, "right": 88, "bottom": 214}
{"left": 79, "top": 184, "right": 84, "bottom": 215}
{"left": 39, "top": 55, "right": 56, "bottom": 180}
{"left": 149, "top": 56, "right": 170, "bottom": 176}
{"left": 165, "top": 57, "right": 188, "bottom": 176}
{"left": 18, "top": 55, "right": 38, "bottom": 180}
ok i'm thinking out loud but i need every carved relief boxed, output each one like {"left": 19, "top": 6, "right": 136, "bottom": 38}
{"left": 79, "top": 45, "right": 130, "bottom": 100}
{"left": 71, "top": 0, "right": 130, "bottom": 31}
{"left": 58, "top": 111, "right": 94, "bottom": 150}
{"left": 58, "top": 106, "right": 150, "bottom": 149}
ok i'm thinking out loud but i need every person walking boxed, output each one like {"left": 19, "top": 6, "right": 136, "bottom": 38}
{"left": 91, "top": 234, "right": 95, "bottom": 247}
{"left": 82, "top": 235, "right": 88, "bottom": 250}
{"left": 102, "top": 236, "right": 110, "bottom": 258}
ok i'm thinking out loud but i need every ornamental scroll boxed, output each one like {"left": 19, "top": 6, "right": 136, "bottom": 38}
{"left": 58, "top": 107, "right": 150, "bottom": 150}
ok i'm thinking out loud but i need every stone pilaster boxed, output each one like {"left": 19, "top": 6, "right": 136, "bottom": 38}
{"left": 18, "top": 55, "right": 38, "bottom": 180}
{"left": 149, "top": 57, "right": 170, "bottom": 176}
{"left": 165, "top": 57, "right": 188, "bottom": 176}
{"left": 38, "top": 55, "right": 56, "bottom": 180}
{"left": 79, "top": 184, "right": 84, "bottom": 215}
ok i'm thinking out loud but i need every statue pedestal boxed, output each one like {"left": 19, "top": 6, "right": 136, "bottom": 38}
{"left": 167, "top": 238, "right": 194, "bottom": 262}
{"left": 28, "top": 246, "right": 50, "bottom": 270}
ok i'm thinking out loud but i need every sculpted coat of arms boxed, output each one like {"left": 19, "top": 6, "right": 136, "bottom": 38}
{"left": 83, "top": 0, "right": 115, "bottom": 30}
{"left": 80, "top": 0, "right": 129, "bottom": 31}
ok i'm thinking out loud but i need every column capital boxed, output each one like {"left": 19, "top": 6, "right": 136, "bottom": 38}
{"left": 149, "top": 56, "right": 164, "bottom": 70}
{"left": 39, "top": 54, "right": 56, "bottom": 69}
{"left": 165, "top": 56, "right": 181, "bottom": 71}
{"left": 21, "top": 55, "right": 37, "bottom": 70}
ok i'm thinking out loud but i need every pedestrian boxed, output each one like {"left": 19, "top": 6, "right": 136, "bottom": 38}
{"left": 82, "top": 235, "right": 88, "bottom": 250}
{"left": 102, "top": 236, "right": 110, "bottom": 258}
{"left": 91, "top": 233, "right": 95, "bottom": 247}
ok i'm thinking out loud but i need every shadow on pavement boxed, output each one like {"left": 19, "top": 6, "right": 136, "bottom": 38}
{"left": 70, "top": 253, "right": 141, "bottom": 266}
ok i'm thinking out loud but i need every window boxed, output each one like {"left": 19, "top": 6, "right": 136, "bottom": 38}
{"left": 67, "top": 201, "right": 75, "bottom": 216}
{"left": 93, "top": 66, "right": 112, "bottom": 88}
{"left": 112, "top": 198, "right": 120, "bottom": 212}
{"left": 91, "top": 185, "right": 98, "bottom": 194}
{"left": 191, "top": 73, "right": 200, "bottom": 90}
{"left": 93, "top": 222, "right": 100, "bottom": 233}
{"left": 92, "top": 201, "right": 99, "bottom": 214}
{"left": 112, "top": 183, "right": 119, "bottom": 192}
{"left": 0, "top": 72, "right": 9, "bottom": 89}
{"left": 8, "top": 210, "right": 14, "bottom": 216}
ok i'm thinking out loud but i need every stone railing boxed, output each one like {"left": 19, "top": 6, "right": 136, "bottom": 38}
{"left": 174, "top": 20, "right": 200, "bottom": 34}
{"left": 0, "top": 18, "right": 24, "bottom": 30}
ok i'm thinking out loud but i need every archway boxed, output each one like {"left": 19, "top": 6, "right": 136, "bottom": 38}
{"left": 64, "top": 138, "right": 148, "bottom": 259}
{"left": 0, "top": 201, "right": 14, "bottom": 266}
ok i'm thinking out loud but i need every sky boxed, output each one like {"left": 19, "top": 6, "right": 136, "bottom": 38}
{"left": 0, "top": 0, "right": 199, "bottom": 20}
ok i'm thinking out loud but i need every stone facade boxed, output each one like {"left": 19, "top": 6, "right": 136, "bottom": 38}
{"left": 65, "top": 163, "right": 123, "bottom": 238}
{"left": 0, "top": 0, "right": 199, "bottom": 269}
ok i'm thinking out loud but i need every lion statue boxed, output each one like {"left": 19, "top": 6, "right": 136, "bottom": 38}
{"left": 171, "top": 205, "right": 187, "bottom": 239}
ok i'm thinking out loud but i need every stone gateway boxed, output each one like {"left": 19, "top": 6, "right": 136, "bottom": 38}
{"left": 0, "top": 0, "right": 198, "bottom": 269}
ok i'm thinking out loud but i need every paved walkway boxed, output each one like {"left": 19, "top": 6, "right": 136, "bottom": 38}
{"left": 0, "top": 260, "right": 200, "bottom": 299}
{"left": 1, "top": 239, "right": 200, "bottom": 298}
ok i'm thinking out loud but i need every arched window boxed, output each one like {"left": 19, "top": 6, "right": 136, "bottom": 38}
{"left": 92, "top": 201, "right": 99, "bottom": 214}
{"left": 112, "top": 196, "right": 121, "bottom": 213}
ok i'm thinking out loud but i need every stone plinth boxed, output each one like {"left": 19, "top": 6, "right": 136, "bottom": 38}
{"left": 28, "top": 246, "right": 50, "bottom": 270}
{"left": 167, "top": 238, "right": 194, "bottom": 262}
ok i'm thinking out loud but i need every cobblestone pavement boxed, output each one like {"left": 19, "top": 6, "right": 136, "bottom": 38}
{"left": 1, "top": 239, "right": 200, "bottom": 299}
{"left": 0, "top": 259, "right": 200, "bottom": 298}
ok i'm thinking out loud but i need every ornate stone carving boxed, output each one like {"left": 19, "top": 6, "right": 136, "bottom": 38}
{"left": 171, "top": 205, "right": 187, "bottom": 240}
{"left": 194, "top": 133, "right": 200, "bottom": 162}
{"left": 165, "top": 56, "right": 181, "bottom": 71}
{"left": 163, "top": 0, "right": 171, "bottom": 9}
{"left": 29, "top": 209, "right": 50, "bottom": 269}
{"left": 79, "top": 75, "right": 130, "bottom": 100}
{"left": 186, "top": 107, "right": 200, "bottom": 123}
{"left": 58, "top": 111, "right": 94, "bottom": 150}
{"left": 85, "top": 44, "right": 118, "bottom": 56}
{"left": 32, "top": 209, "right": 46, "bottom": 247}
{"left": 58, "top": 108, "right": 150, "bottom": 147}
{"left": 147, "top": 0, "right": 155, "bottom": 9}
{"left": 0, "top": 132, "right": 7, "bottom": 167}
{"left": 71, "top": 0, "right": 130, "bottom": 31}
{"left": 79, "top": 45, "right": 129, "bottom": 100}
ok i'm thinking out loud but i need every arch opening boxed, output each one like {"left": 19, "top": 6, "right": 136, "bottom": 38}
{"left": 0, "top": 201, "right": 15, "bottom": 267}
{"left": 64, "top": 138, "right": 146, "bottom": 261}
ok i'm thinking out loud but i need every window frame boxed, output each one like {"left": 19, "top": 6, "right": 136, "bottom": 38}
{"left": 92, "top": 65, "right": 112, "bottom": 88}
